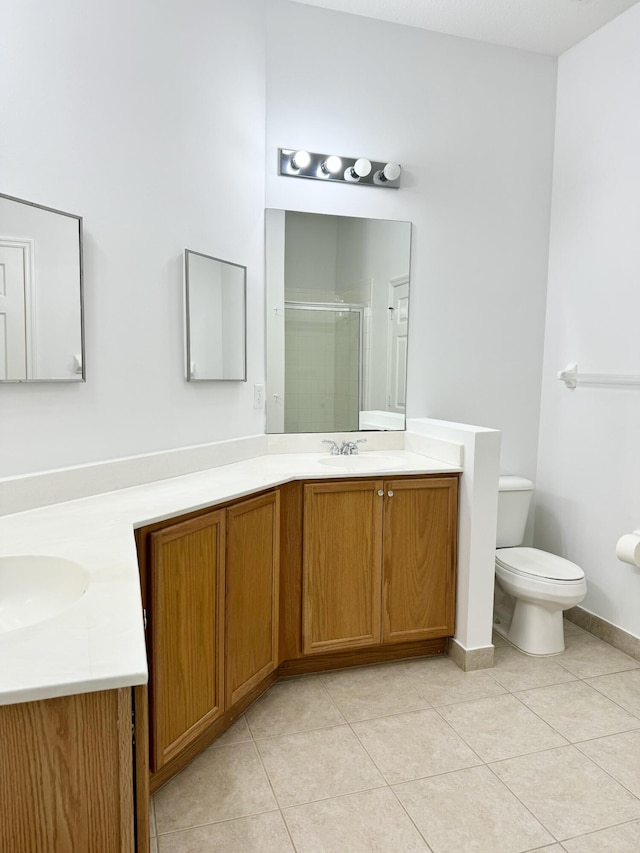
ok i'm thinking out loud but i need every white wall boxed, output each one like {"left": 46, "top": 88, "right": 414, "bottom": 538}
{"left": 535, "top": 4, "right": 640, "bottom": 639}
{"left": 266, "top": 0, "right": 557, "bottom": 480}
{"left": 0, "top": 0, "right": 266, "bottom": 477}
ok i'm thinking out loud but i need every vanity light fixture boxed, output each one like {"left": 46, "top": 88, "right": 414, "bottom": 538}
{"left": 279, "top": 149, "right": 401, "bottom": 188}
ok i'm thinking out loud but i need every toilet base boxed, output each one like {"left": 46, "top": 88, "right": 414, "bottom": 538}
{"left": 501, "top": 599, "right": 566, "bottom": 656}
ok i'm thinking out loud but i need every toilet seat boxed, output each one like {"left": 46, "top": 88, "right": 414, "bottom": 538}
{"left": 496, "top": 547, "right": 584, "bottom": 583}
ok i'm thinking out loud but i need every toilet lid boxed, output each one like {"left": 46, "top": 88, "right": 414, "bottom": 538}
{"left": 496, "top": 547, "right": 584, "bottom": 581}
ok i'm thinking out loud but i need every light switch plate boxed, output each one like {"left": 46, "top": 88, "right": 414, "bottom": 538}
{"left": 254, "top": 384, "right": 265, "bottom": 409}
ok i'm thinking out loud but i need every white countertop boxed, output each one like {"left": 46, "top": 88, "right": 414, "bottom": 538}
{"left": 0, "top": 450, "right": 461, "bottom": 706}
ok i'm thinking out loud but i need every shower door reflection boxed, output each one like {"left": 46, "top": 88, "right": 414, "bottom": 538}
{"left": 284, "top": 303, "right": 362, "bottom": 433}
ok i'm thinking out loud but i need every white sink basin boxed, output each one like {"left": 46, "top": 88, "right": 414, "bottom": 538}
{"left": 0, "top": 555, "right": 90, "bottom": 633}
{"left": 318, "top": 455, "right": 402, "bottom": 472}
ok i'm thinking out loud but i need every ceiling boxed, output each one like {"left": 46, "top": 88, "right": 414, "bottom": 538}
{"left": 291, "top": 0, "right": 640, "bottom": 55}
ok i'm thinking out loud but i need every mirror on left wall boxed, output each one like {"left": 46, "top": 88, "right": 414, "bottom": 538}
{"left": 184, "top": 250, "right": 247, "bottom": 381}
{"left": 0, "top": 193, "right": 84, "bottom": 382}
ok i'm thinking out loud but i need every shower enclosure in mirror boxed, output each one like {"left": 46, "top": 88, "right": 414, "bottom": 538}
{"left": 265, "top": 210, "right": 411, "bottom": 433}
{"left": 184, "top": 250, "right": 247, "bottom": 381}
{"left": 0, "top": 193, "right": 84, "bottom": 382}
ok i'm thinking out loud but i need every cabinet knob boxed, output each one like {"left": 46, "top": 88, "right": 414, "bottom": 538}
{"left": 387, "top": 490, "right": 394, "bottom": 497}
{"left": 377, "top": 490, "right": 384, "bottom": 497}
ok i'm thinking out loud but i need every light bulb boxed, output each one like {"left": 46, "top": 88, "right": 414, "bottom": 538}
{"left": 344, "top": 157, "right": 372, "bottom": 182}
{"left": 373, "top": 162, "right": 401, "bottom": 184}
{"left": 321, "top": 155, "right": 342, "bottom": 175}
{"left": 291, "top": 150, "right": 311, "bottom": 170}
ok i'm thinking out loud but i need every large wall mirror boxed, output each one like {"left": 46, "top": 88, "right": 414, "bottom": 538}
{"left": 0, "top": 193, "right": 84, "bottom": 382}
{"left": 184, "top": 250, "right": 247, "bottom": 381}
{"left": 266, "top": 210, "right": 411, "bottom": 433}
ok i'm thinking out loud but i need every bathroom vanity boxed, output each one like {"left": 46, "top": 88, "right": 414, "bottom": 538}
{"left": 135, "top": 469, "right": 459, "bottom": 792}
{"left": 0, "top": 444, "right": 463, "bottom": 851}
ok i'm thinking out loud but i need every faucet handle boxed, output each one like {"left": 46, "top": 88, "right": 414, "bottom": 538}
{"left": 322, "top": 440, "right": 340, "bottom": 455}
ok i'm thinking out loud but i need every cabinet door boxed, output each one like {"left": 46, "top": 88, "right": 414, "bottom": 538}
{"left": 226, "top": 491, "right": 280, "bottom": 706}
{"left": 148, "top": 511, "right": 225, "bottom": 772}
{"left": 382, "top": 476, "right": 458, "bottom": 643}
{"left": 303, "top": 480, "right": 383, "bottom": 654}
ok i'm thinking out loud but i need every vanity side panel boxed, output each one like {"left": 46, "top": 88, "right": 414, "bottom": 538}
{"left": 0, "top": 688, "right": 134, "bottom": 852}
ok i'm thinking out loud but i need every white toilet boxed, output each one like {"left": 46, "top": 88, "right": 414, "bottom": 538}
{"left": 493, "top": 475, "right": 587, "bottom": 655}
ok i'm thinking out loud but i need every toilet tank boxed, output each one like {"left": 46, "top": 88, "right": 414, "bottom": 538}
{"left": 497, "top": 476, "right": 534, "bottom": 547}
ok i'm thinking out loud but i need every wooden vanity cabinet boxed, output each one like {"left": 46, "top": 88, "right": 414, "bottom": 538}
{"left": 0, "top": 687, "right": 138, "bottom": 852}
{"left": 141, "top": 489, "right": 279, "bottom": 788}
{"left": 225, "top": 490, "right": 280, "bottom": 706}
{"left": 302, "top": 475, "right": 458, "bottom": 655}
{"left": 147, "top": 510, "right": 226, "bottom": 773}
{"left": 382, "top": 477, "right": 458, "bottom": 643}
{"left": 303, "top": 479, "right": 383, "bottom": 654}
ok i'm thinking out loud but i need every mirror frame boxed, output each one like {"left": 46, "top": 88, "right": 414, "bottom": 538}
{"left": 184, "top": 249, "right": 247, "bottom": 382}
{"left": 0, "top": 192, "right": 85, "bottom": 383}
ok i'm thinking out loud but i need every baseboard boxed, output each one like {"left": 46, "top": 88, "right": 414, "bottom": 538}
{"left": 448, "top": 638, "right": 495, "bottom": 672}
{"left": 565, "top": 606, "right": 640, "bottom": 662}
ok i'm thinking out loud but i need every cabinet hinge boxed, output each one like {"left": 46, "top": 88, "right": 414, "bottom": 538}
{"left": 143, "top": 608, "right": 148, "bottom": 630}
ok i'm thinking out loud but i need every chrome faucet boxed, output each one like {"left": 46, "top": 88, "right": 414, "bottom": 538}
{"left": 322, "top": 438, "right": 367, "bottom": 455}
{"left": 339, "top": 439, "right": 367, "bottom": 455}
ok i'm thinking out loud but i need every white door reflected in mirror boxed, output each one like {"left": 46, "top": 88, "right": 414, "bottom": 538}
{"left": 184, "top": 250, "right": 247, "bottom": 382}
{"left": 0, "top": 193, "right": 84, "bottom": 383}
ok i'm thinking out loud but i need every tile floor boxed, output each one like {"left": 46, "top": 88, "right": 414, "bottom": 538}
{"left": 150, "top": 622, "right": 640, "bottom": 852}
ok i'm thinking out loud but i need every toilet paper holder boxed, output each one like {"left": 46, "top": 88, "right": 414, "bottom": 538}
{"left": 616, "top": 530, "right": 640, "bottom": 568}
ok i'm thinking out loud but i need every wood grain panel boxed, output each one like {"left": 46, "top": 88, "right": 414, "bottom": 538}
{"left": 149, "top": 510, "right": 225, "bottom": 771}
{"left": 278, "top": 480, "right": 304, "bottom": 662}
{"left": 0, "top": 688, "right": 134, "bottom": 853}
{"left": 279, "top": 638, "right": 447, "bottom": 676}
{"left": 303, "top": 480, "right": 383, "bottom": 654}
{"left": 226, "top": 491, "right": 280, "bottom": 706}
{"left": 382, "top": 476, "right": 458, "bottom": 643}
{"left": 133, "top": 685, "right": 149, "bottom": 853}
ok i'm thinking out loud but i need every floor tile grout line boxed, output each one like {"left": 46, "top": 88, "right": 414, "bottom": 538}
{"left": 581, "top": 672, "right": 640, "bottom": 719}
{"left": 510, "top": 676, "right": 640, "bottom": 745}
{"left": 482, "top": 754, "right": 563, "bottom": 845}
{"left": 153, "top": 805, "right": 281, "bottom": 838}
{"left": 249, "top": 730, "right": 302, "bottom": 852}
{"left": 385, "top": 781, "right": 436, "bottom": 852}
{"left": 558, "top": 816, "right": 640, "bottom": 846}
{"left": 484, "top": 741, "right": 640, "bottom": 844}
{"left": 250, "top": 720, "right": 353, "bottom": 742}
{"left": 277, "top": 781, "right": 389, "bottom": 811}
{"left": 572, "top": 737, "right": 640, "bottom": 804}
{"left": 314, "top": 668, "right": 352, "bottom": 723}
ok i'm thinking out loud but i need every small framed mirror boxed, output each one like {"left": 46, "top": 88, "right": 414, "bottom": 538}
{"left": 184, "top": 250, "right": 247, "bottom": 381}
{"left": 0, "top": 192, "right": 84, "bottom": 382}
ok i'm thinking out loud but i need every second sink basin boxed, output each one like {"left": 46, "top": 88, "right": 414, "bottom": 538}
{"left": 318, "top": 454, "right": 402, "bottom": 472}
{"left": 0, "top": 555, "right": 90, "bottom": 633}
